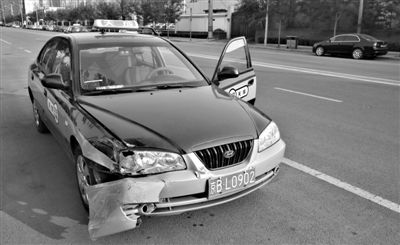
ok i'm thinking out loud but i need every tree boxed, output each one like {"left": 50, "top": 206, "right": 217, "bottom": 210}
{"left": 165, "top": 0, "right": 184, "bottom": 24}
{"left": 118, "top": 0, "right": 141, "bottom": 20}
{"left": 141, "top": 0, "right": 183, "bottom": 25}
{"left": 364, "top": 0, "right": 400, "bottom": 30}
{"left": 95, "top": 2, "right": 120, "bottom": 20}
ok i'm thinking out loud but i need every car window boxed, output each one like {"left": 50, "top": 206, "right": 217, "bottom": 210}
{"left": 79, "top": 44, "right": 207, "bottom": 92}
{"left": 219, "top": 44, "right": 248, "bottom": 73}
{"left": 348, "top": 35, "right": 359, "bottom": 42}
{"left": 359, "top": 34, "right": 378, "bottom": 41}
{"left": 52, "top": 39, "right": 72, "bottom": 85}
{"left": 333, "top": 35, "right": 346, "bottom": 42}
{"left": 38, "top": 39, "right": 58, "bottom": 74}
{"left": 158, "top": 46, "right": 200, "bottom": 79}
{"left": 342, "top": 35, "right": 359, "bottom": 42}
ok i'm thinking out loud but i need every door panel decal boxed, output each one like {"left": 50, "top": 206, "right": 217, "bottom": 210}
{"left": 229, "top": 85, "right": 249, "bottom": 99}
{"left": 47, "top": 98, "right": 59, "bottom": 123}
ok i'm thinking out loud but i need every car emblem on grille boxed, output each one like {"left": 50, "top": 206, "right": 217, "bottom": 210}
{"left": 223, "top": 150, "right": 235, "bottom": 159}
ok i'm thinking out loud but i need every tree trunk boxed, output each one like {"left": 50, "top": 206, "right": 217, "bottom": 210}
{"left": 333, "top": 12, "right": 341, "bottom": 36}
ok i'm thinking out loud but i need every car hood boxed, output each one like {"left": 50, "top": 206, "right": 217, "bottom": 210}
{"left": 78, "top": 86, "right": 269, "bottom": 153}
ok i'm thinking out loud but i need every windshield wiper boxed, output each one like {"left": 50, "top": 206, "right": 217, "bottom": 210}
{"left": 83, "top": 88, "right": 137, "bottom": 95}
{"left": 156, "top": 84, "right": 199, "bottom": 89}
{"left": 83, "top": 83, "right": 200, "bottom": 95}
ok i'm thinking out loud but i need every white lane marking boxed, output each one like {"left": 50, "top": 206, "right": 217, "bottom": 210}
{"left": 0, "top": 39, "right": 12, "bottom": 45}
{"left": 274, "top": 87, "right": 343, "bottom": 103}
{"left": 24, "top": 49, "right": 32, "bottom": 53}
{"left": 188, "top": 53, "right": 400, "bottom": 86}
{"left": 282, "top": 158, "right": 400, "bottom": 214}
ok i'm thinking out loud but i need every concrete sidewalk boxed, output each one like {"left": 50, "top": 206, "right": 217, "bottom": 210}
{"left": 168, "top": 36, "right": 400, "bottom": 59}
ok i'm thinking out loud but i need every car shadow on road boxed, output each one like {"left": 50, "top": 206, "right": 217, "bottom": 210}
{"left": 1, "top": 94, "right": 89, "bottom": 240}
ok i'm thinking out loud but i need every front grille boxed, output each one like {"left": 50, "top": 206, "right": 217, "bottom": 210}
{"left": 195, "top": 140, "right": 253, "bottom": 170}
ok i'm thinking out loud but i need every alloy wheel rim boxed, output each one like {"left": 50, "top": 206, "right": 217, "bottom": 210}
{"left": 353, "top": 50, "right": 362, "bottom": 59}
{"left": 316, "top": 47, "right": 323, "bottom": 56}
{"left": 76, "top": 155, "right": 90, "bottom": 205}
{"left": 33, "top": 103, "right": 40, "bottom": 126}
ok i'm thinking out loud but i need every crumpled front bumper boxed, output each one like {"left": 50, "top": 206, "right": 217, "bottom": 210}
{"left": 86, "top": 139, "right": 285, "bottom": 240}
{"left": 87, "top": 179, "right": 165, "bottom": 240}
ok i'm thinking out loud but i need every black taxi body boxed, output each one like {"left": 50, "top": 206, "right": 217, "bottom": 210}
{"left": 28, "top": 25, "right": 285, "bottom": 239}
{"left": 313, "top": 33, "right": 388, "bottom": 59}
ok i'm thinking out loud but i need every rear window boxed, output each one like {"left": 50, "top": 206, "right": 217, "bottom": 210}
{"left": 359, "top": 34, "right": 378, "bottom": 41}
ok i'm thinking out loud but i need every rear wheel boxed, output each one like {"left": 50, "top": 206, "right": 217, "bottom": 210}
{"left": 32, "top": 100, "right": 48, "bottom": 133}
{"left": 315, "top": 46, "right": 325, "bottom": 56}
{"left": 352, "top": 48, "right": 363, "bottom": 59}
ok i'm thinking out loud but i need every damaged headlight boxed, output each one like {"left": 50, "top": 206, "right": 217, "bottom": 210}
{"left": 119, "top": 150, "right": 186, "bottom": 175}
{"left": 258, "top": 121, "right": 280, "bottom": 152}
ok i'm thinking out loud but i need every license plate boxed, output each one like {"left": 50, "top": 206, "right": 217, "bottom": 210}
{"left": 208, "top": 169, "right": 256, "bottom": 199}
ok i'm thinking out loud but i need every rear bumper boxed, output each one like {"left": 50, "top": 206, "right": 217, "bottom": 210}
{"left": 365, "top": 48, "right": 388, "bottom": 56}
{"left": 373, "top": 50, "right": 388, "bottom": 56}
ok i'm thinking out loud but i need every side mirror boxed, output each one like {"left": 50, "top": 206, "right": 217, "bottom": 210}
{"left": 41, "top": 73, "right": 69, "bottom": 90}
{"left": 217, "top": 66, "right": 239, "bottom": 82}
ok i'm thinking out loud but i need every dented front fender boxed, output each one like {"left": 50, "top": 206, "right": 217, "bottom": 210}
{"left": 87, "top": 178, "right": 165, "bottom": 240}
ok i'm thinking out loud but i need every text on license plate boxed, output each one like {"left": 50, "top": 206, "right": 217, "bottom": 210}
{"left": 208, "top": 169, "right": 256, "bottom": 198}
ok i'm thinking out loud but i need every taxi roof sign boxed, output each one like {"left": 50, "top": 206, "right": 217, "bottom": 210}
{"left": 93, "top": 19, "right": 139, "bottom": 30}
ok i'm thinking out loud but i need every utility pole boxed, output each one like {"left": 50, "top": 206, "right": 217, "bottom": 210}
{"left": 36, "top": 7, "right": 39, "bottom": 24}
{"left": 357, "top": 0, "right": 364, "bottom": 33}
{"left": 208, "top": 0, "right": 213, "bottom": 39}
{"left": 20, "top": 0, "right": 24, "bottom": 26}
{"left": 189, "top": 7, "right": 192, "bottom": 41}
{"left": 264, "top": 0, "right": 269, "bottom": 46}
{"left": 0, "top": 1, "right": 5, "bottom": 24}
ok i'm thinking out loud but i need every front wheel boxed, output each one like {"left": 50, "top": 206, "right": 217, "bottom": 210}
{"left": 315, "top": 46, "right": 325, "bottom": 56}
{"left": 32, "top": 100, "right": 48, "bottom": 133}
{"left": 75, "top": 149, "right": 100, "bottom": 211}
{"left": 352, "top": 48, "right": 363, "bottom": 59}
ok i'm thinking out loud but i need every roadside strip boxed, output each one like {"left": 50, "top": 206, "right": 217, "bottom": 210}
{"left": 274, "top": 87, "right": 342, "bottom": 102}
{"left": 282, "top": 158, "right": 400, "bottom": 214}
{"left": 188, "top": 53, "right": 400, "bottom": 86}
{"left": 0, "top": 38, "right": 12, "bottom": 45}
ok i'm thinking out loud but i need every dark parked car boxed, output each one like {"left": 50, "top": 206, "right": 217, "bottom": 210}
{"left": 312, "top": 33, "right": 388, "bottom": 59}
{"left": 65, "top": 25, "right": 89, "bottom": 33}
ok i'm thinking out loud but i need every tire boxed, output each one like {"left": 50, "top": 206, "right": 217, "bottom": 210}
{"left": 32, "top": 100, "right": 48, "bottom": 133}
{"left": 352, "top": 48, "right": 363, "bottom": 59}
{"left": 315, "top": 46, "right": 325, "bottom": 56}
{"left": 75, "top": 148, "right": 98, "bottom": 211}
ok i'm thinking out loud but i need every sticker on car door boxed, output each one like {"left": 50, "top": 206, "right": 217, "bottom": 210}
{"left": 47, "top": 98, "right": 59, "bottom": 123}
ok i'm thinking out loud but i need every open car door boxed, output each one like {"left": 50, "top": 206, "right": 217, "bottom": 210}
{"left": 212, "top": 37, "right": 256, "bottom": 105}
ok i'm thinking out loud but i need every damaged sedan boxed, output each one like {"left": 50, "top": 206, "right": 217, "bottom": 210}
{"left": 27, "top": 19, "right": 286, "bottom": 239}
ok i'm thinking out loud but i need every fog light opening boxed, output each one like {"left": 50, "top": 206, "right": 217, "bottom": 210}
{"left": 274, "top": 166, "right": 280, "bottom": 175}
{"left": 138, "top": 203, "right": 156, "bottom": 215}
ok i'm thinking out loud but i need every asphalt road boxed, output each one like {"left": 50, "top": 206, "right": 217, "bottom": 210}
{"left": 1, "top": 27, "right": 399, "bottom": 244}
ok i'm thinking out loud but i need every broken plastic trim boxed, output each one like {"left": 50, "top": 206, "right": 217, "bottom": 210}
{"left": 75, "top": 130, "right": 118, "bottom": 171}
{"left": 87, "top": 178, "right": 165, "bottom": 240}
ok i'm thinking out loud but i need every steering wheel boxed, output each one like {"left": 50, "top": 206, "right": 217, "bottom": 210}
{"left": 146, "top": 67, "right": 173, "bottom": 80}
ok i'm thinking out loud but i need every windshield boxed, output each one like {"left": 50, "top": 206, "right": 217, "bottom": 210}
{"left": 79, "top": 44, "right": 207, "bottom": 93}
